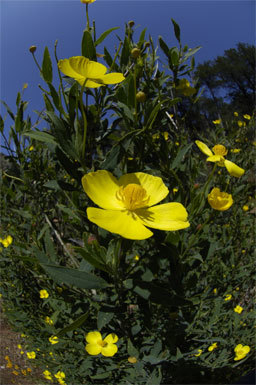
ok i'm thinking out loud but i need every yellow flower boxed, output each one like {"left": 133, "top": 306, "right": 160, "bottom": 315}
{"left": 230, "top": 149, "right": 241, "bottom": 153}
{"left": 85, "top": 331, "right": 118, "bottom": 357}
{"left": 55, "top": 371, "right": 65, "bottom": 380}
{"left": 82, "top": 170, "right": 190, "bottom": 240}
{"left": 224, "top": 294, "right": 232, "bottom": 301}
{"left": 26, "top": 351, "right": 36, "bottom": 359}
{"left": 12, "top": 370, "right": 19, "bottom": 375}
{"left": 195, "top": 140, "right": 245, "bottom": 177}
{"left": 234, "top": 112, "right": 238, "bottom": 117}
{"left": 208, "top": 342, "right": 217, "bottom": 352}
{"left": 234, "top": 344, "right": 250, "bottom": 361}
{"left": 27, "top": 368, "right": 32, "bottom": 372}
{"left": 234, "top": 305, "right": 243, "bottom": 314}
{"left": 43, "top": 370, "right": 53, "bottom": 380}
{"left": 29, "top": 145, "right": 34, "bottom": 151}
{"left": 17, "top": 344, "right": 22, "bottom": 349}
{"left": 176, "top": 79, "right": 196, "bottom": 96}
{"left": 58, "top": 56, "right": 125, "bottom": 88}
{"left": 128, "top": 356, "right": 137, "bottom": 363}
{"left": 238, "top": 120, "right": 245, "bottom": 127}
{"left": 39, "top": 289, "right": 49, "bottom": 299}
{"left": 212, "top": 119, "right": 221, "bottom": 125}
{"left": 242, "top": 205, "right": 249, "bottom": 211}
{"left": 134, "top": 255, "right": 140, "bottom": 261}
{"left": 175, "top": 141, "right": 180, "bottom": 146}
{"left": 20, "top": 351, "right": 24, "bottom": 355}
{"left": 208, "top": 188, "right": 233, "bottom": 211}
{"left": 213, "top": 288, "right": 217, "bottom": 294}
{"left": 173, "top": 187, "right": 178, "bottom": 194}
{"left": 45, "top": 316, "right": 53, "bottom": 325}
{"left": 194, "top": 349, "right": 203, "bottom": 357}
{"left": 21, "top": 369, "right": 27, "bottom": 376}
{"left": 163, "top": 131, "right": 169, "bottom": 141}
{"left": 243, "top": 114, "right": 251, "bottom": 120}
{"left": 21, "top": 333, "right": 26, "bottom": 338}
{"left": 1, "top": 235, "right": 13, "bottom": 248}
{"left": 81, "top": 0, "right": 96, "bottom": 3}
{"left": 49, "top": 335, "right": 59, "bottom": 345}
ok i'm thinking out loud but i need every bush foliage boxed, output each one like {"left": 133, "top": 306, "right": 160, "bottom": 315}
{"left": 0, "top": 3, "right": 255, "bottom": 384}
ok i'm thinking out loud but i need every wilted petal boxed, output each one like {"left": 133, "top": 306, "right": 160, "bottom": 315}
{"left": 224, "top": 159, "right": 245, "bottom": 177}
{"left": 82, "top": 171, "right": 123, "bottom": 210}
{"left": 195, "top": 140, "right": 213, "bottom": 157}
{"left": 137, "top": 203, "right": 190, "bottom": 231}
{"left": 119, "top": 172, "right": 169, "bottom": 206}
{"left": 87, "top": 207, "right": 153, "bottom": 240}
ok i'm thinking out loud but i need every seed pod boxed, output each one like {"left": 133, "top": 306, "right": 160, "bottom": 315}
{"left": 29, "top": 45, "right": 37, "bottom": 53}
{"left": 136, "top": 91, "right": 146, "bottom": 102}
{"left": 131, "top": 48, "right": 140, "bottom": 59}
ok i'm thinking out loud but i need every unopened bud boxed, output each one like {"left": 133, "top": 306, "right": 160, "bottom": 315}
{"left": 131, "top": 48, "right": 140, "bottom": 59}
{"left": 128, "top": 20, "right": 135, "bottom": 28}
{"left": 88, "top": 234, "right": 97, "bottom": 244}
{"left": 136, "top": 91, "right": 146, "bottom": 102}
{"left": 194, "top": 183, "right": 200, "bottom": 189}
{"left": 145, "top": 42, "right": 150, "bottom": 48}
{"left": 29, "top": 45, "right": 37, "bottom": 54}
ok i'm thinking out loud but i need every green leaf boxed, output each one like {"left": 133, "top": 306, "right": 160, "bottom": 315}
{"left": 81, "top": 30, "right": 97, "bottom": 61}
{"left": 159, "top": 36, "right": 170, "bottom": 58}
{"left": 127, "top": 338, "right": 139, "bottom": 357}
{"left": 56, "top": 311, "right": 89, "bottom": 337}
{"left": 138, "top": 28, "right": 147, "bottom": 48}
{"left": 22, "top": 130, "right": 57, "bottom": 145}
{"left": 120, "top": 36, "right": 130, "bottom": 67}
{"left": 97, "top": 310, "right": 114, "bottom": 330}
{"left": 75, "top": 246, "right": 108, "bottom": 273}
{"left": 171, "top": 18, "right": 181, "bottom": 43}
{"left": 1, "top": 101, "right": 15, "bottom": 120}
{"left": 170, "top": 47, "right": 179, "bottom": 66}
{"left": 41, "top": 264, "right": 109, "bottom": 289}
{"left": 95, "top": 27, "right": 119, "bottom": 47}
{"left": 171, "top": 143, "right": 193, "bottom": 169}
{"left": 42, "top": 46, "right": 53, "bottom": 83}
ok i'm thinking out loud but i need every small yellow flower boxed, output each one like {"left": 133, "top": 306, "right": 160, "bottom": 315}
{"left": 49, "top": 335, "right": 59, "bottom": 345}
{"left": 12, "top": 370, "right": 19, "bottom": 375}
{"left": 173, "top": 187, "right": 178, "bottom": 194}
{"left": 237, "top": 120, "right": 245, "bottom": 127}
{"left": 21, "top": 333, "right": 26, "bottom": 338}
{"left": 27, "top": 368, "right": 32, "bottom": 372}
{"left": 213, "top": 288, "right": 217, "bottom": 294}
{"left": 82, "top": 170, "right": 190, "bottom": 240}
{"left": 6, "top": 362, "right": 12, "bottom": 368}
{"left": 80, "top": 0, "right": 96, "bottom": 3}
{"left": 58, "top": 56, "right": 124, "bottom": 88}
{"left": 176, "top": 79, "right": 196, "bottom": 96}
{"left": 39, "top": 289, "right": 49, "bottom": 299}
{"left": 29, "top": 145, "right": 34, "bottom": 151}
{"left": 234, "top": 112, "right": 238, "bottom": 117}
{"left": 152, "top": 133, "right": 160, "bottom": 140}
{"left": 234, "top": 344, "right": 250, "bottom": 361}
{"left": 14, "top": 365, "right": 19, "bottom": 369}
{"left": 212, "top": 119, "right": 221, "bottom": 125}
{"left": 21, "top": 369, "right": 27, "bottom": 376}
{"left": 243, "top": 114, "right": 251, "bottom": 120}
{"left": 128, "top": 356, "right": 137, "bottom": 363}
{"left": 1, "top": 235, "right": 13, "bottom": 248}
{"left": 230, "top": 149, "right": 241, "bottom": 153}
{"left": 175, "top": 141, "right": 180, "bottom": 146}
{"left": 54, "top": 371, "right": 66, "bottom": 380}
{"left": 242, "top": 205, "right": 249, "bottom": 211}
{"left": 20, "top": 351, "right": 24, "bottom": 355}
{"left": 27, "top": 351, "right": 36, "bottom": 359}
{"left": 224, "top": 294, "right": 232, "bottom": 301}
{"left": 43, "top": 370, "right": 53, "bottom": 380}
{"left": 208, "top": 188, "right": 233, "bottom": 211}
{"left": 163, "top": 131, "right": 169, "bottom": 141}
{"left": 195, "top": 140, "right": 245, "bottom": 177}
{"left": 194, "top": 349, "right": 203, "bottom": 357}
{"left": 242, "top": 250, "right": 246, "bottom": 254}
{"left": 45, "top": 316, "right": 53, "bottom": 325}
{"left": 85, "top": 331, "right": 118, "bottom": 357}
{"left": 134, "top": 255, "right": 140, "bottom": 261}
{"left": 234, "top": 305, "right": 243, "bottom": 314}
{"left": 208, "top": 342, "right": 217, "bottom": 352}
{"left": 17, "top": 344, "right": 22, "bottom": 349}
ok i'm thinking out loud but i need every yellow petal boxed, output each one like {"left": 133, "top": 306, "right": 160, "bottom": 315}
{"left": 101, "top": 73, "right": 125, "bottom": 85}
{"left": 119, "top": 172, "right": 169, "bottom": 206}
{"left": 87, "top": 207, "right": 153, "bottom": 240}
{"left": 85, "top": 60, "right": 107, "bottom": 78}
{"left": 101, "top": 343, "right": 118, "bottom": 357}
{"left": 85, "top": 331, "right": 102, "bottom": 344}
{"left": 82, "top": 171, "right": 123, "bottom": 210}
{"left": 206, "top": 155, "right": 223, "bottom": 163}
{"left": 224, "top": 159, "right": 245, "bottom": 177}
{"left": 104, "top": 333, "right": 118, "bottom": 344}
{"left": 58, "top": 57, "right": 88, "bottom": 83}
{"left": 195, "top": 140, "right": 213, "bottom": 157}
{"left": 85, "top": 343, "right": 102, "bottom": 355}
{"left": 137, "top": 203, "right": 190, "bottom": 231}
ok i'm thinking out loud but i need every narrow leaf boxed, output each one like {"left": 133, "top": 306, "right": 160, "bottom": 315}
{"left": 42, "top": 46, "right": 53, "bottom": 83}
{"left": 95, "top": 27, "right": 119, "bottom": 47}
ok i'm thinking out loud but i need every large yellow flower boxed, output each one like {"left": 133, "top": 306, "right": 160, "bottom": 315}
{"left": 80, "top": 0, "right": 96, "bottom": 3}
{"left": 58, "top": 56, "right": 125, "bottom": 88}
{"left": 234, "top": 344, "right": 250, "bottom": 361}
{"left": 82, "top": 170, "right": 190, "bottom": 240}
{"left": 195, "top": 140, "right": 245, "bottom": 177}
{"left": 85, "top": 331, "right": 118, "bottom": 357}
{"left": 208, "top": 188, "right": 233, "bottom": 211}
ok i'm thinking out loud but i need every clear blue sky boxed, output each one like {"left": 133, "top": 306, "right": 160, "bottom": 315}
{"left": 0, "top": 0, "right": 255, "bottom": 136}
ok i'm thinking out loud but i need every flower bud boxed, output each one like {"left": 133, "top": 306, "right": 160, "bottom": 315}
{"left": 136, "top": 91, "right": 146, "bottom": 103}
{"left": 29, "top": 45, "right": 37, "bottom": 54}
{"left": 88, "top": 234, "right": 97, "bottom": 244}
{"left": 131, "top": 48, "right": 140, "bottom": 59}
{"left": 144, "top": 42, "right": 150, "bottom": 48}
{"left": 128, "top": 20, "right": 135, "bottom": 28}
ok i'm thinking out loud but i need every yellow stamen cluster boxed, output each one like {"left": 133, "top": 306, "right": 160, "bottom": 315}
{"left": 116, "top": 184, "right": 150, "bottom": 210}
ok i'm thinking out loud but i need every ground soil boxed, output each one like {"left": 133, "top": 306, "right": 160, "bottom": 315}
{"left": 0, "top": 305, "right": 43, "bottom": 385}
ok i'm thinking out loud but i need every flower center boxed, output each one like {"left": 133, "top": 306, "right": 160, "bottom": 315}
{"left": 116, "top": 183, "right": 150, "bottom": 210}
{"left": 212, "top": 144, "right": 228, "bottom": 157}
{"left": 97, "top": 340, "right": 107, "bottom": 347}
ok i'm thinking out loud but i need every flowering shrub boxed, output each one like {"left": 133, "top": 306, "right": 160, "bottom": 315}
{"left": 0, "top": 1, "right": 255, "bottom": 384}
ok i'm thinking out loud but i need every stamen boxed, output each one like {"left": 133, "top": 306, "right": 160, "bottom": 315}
{"left": 212, "top": 144, "right": 228, "bottom": 156}
{"left": 116, "top": 183, "right": 150, "bottom": 210}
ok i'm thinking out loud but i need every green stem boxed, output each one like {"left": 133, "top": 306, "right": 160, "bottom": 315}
{"left": 80, "top": 81, "right": 88, "bottom": 165}
{"left": 134, "top": 68, "right": 137, "bottom": 124}
{"left": 86, "top": 4, "right": 90, "bottom": 31}
{"left": 109, "top": 41, "right": 122, "bottom": 72}
{"left": 31, "top": 52, "right": 42, "bottom": 73}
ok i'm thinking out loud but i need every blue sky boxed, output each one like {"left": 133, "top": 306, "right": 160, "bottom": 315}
{"left": 0, "top": 0, "right": 255, "bottom": 139}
